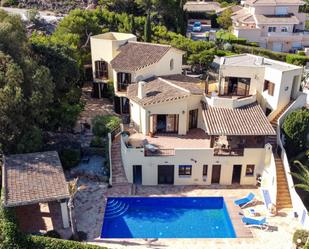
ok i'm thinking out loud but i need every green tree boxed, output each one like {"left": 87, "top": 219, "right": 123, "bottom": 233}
{"left": 282, "top": 108, "right": 309, "bottom": 156}
{"left": 291, "top": 161, "right": 309, "bottom": 193}
{"left": 217, "top": 9, "right": 232, "bottom": 30}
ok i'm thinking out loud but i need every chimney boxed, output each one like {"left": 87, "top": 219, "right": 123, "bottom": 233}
{"left": 138, "top": 81, "right": 146, "bottom": 99}
{"left": 255, "top": 56, "right": 264, "bottom": 66}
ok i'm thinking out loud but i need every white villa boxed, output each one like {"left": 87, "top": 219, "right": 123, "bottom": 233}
{"left": 232, "top": 0, "right": 309, "bottom": 52}
{"left": 90, "top": 32, "right": 306, "bottom": 212}
{"left": 122, "top": 54, "right": 303, "bottom": 192}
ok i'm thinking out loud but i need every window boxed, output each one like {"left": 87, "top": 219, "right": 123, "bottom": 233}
{"left": 95, "top": 60, "right": 108, "bottom": 79}
{"left": 179, "top": 165, "right": 192, "bottom": 176}
{"left": 268, "top": 27, "right": 276, "bottom": 32}
{"left": 264, "top": 80, "right": 275, "bottom": 96}
{"left": 281, "top": 27, "right": 288, "bottom": 32}
{"left": 170, "top": 59, "right": 174, "bottom": 71}
{"left": 245, "top": 165, "right": 255, "bottom": 176}
{"left": 203, "top": 165, "right": 208, "bottom": 176}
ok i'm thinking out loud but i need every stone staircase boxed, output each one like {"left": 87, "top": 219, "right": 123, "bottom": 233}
{"left": 267, "top": 101, "right": 293, "bottom": 151}
{"left": 275, "top": 156, "right": 292, "bottom": 210}
{"left": 111, "top": 136, "right": 129, "bottom": 185}
{"left": 269, "top": 102, "right": 294, "bottom": 210}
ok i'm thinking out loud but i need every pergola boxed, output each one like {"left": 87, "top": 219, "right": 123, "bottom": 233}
{"left": 2, "top": 151, "right": 70, "bottom": 229}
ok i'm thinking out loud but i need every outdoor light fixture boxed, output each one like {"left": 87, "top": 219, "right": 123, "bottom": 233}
{"left": 182, "top": 110, "right": 185, "bottom": 114}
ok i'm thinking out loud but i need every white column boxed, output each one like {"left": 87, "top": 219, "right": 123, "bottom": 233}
{"left": 60, "top": 200, "right": 70, "bottom": 228}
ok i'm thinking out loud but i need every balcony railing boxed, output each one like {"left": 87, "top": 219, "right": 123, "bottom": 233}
{"left": 144, "top": 148, "right": 175, "bottom": 157}
{"left": 213, "top": 148, "right": 244, "bottom": 157}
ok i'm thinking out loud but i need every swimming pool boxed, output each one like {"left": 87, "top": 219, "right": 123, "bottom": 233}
{"left": 101, "top": 197, "right": 236, "bottom": 238}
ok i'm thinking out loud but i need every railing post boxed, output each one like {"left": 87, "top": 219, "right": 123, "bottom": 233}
{"left": 108, "top": 132, "right": 112, "bottom": 186}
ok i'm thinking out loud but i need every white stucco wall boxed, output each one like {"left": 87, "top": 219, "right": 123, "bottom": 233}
{"left": 130, "top": 95, "right": 203, "bottom": 136}
{"left": 134, "top": 49, "right": 184, "bottom": 82}
{"left": 90, "top": 33, "right": 137, "bottom": 81}
{"left": 121, "top": 136, "right": 267, "bottom": 186}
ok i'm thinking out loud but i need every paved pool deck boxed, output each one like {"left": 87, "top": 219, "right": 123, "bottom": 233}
{"left": 74, "top": 181, "right": 301, "bottom": 249}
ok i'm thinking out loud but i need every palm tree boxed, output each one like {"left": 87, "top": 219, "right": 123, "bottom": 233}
{"left": 68, "top": 178, "right": 86, "bottom": 240}
{"left": 291, "top": 160, "right": 309, "bottom": 192}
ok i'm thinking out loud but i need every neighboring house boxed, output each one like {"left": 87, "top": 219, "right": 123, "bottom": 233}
{"left": 232, "top": 0, "right": 309, "bottom": 52}
{"left": 119, "top": 54, "right": 303, "bottom": 186}
{"left": 90, "top": 32, "right": 184, "bottom": 116}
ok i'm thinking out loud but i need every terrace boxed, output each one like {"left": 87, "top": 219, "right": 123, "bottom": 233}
{"left": 124, "top": 128, "right": 211, "bottom": 156}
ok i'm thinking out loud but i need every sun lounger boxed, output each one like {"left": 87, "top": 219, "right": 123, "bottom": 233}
{"left": 242, "top": 216, "right": 268, "bottom": 230}
{"left": 234, "top": 193, "right": 256, "bottom": 208}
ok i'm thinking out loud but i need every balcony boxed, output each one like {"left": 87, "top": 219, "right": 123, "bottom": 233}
{"left": 204, "top": 81, "right": 256, "bottom": 108}
{"left": 212, "top": 135, "right": 265, "bottom": 156}
{"left": 122, "top": 128, "right": 211, "bottom": 157}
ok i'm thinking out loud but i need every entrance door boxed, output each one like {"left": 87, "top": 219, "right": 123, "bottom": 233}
{"left": 211, "top": 165, "right": 221, "bottom": 184}
{"left": 158, "top": 165, "right": 174, "bottom": 184}
{"left": 133, "top": 165, "right": 142, "bottom": 184}
{"left": 157, "top": 115, "right": 167, "bottom": 132}
{"left": 232, "top": 164, "right": 242, "bottom": 184}
{"left": 189, "top": 109, "right": 198, "bottom": 129}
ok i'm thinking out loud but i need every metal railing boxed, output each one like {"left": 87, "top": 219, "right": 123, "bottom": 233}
{"left": 110, "top": 125, "right": 121, "bottom": 141}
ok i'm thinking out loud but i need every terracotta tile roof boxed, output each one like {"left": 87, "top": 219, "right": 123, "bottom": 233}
{"left": 184, "top": 1, "right": 221, "bottom": 12}
{"left": 232, "top": 9, "right": 255, "bottom": 24}
{"left": 160, "top": 75, "right": 203, "bottom": 95}
{"left": 255, "top": 14, "right": 300, "bottom": 24}
{"left": 127, "top": 74, "right": 203, "bottom": 106}
{"left": 245, "top": 0, "right": 304, "bottom": 5}
{"left": 3, "top": 151, "right": 70, "bottom": 207}
{"left": 203, "top": 102, "right": 276, "bottom": 136}
{"left": 110, "top": 41, "right": 178, "bottom": 72}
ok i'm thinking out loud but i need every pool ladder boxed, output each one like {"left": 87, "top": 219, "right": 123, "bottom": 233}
{"left": 104, "top": 199, "right": 130, "bottom": 219}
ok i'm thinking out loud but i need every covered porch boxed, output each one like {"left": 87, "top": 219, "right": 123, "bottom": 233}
{"left": 205, "top": 76, "right": 251, "bottom": 98}
{"left": 3, "top": 151, "right": 71, "bottom": 237}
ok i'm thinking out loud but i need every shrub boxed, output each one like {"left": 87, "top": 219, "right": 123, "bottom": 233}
{"left": 30, "top": 236, "right": 100, "bottom": 249}
{"left": 59, "top": 148, "right": 81, "bottom": 170}
{"left": 216, "top": 30, "right": 247, "bottom": 45}
{"left": 282, "top": 108, "right": 309, "bottom": 156}
{"left": 90, "top": 136, "right": 105, "bottom": 148}
{"left": 1, "top": 0, "right": 18, "bottom": 7}
{"left": 92, "top": 115, "right": 121, "bottom": 137}
{"left": 286, "top": 54, "right": 309, "bottom": 66}
{"left": 44, "top": 230, "right": 61, "bottom": 239}
{"left": 293, "top": 229, "right": 309, "bottom": 247}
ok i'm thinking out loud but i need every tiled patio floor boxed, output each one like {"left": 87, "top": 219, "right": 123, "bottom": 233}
{"left": 128, "top": 128, "right": 211, "bottom": 149}
{"left": 15, "top": 202, "right": 71, "bottom": 238}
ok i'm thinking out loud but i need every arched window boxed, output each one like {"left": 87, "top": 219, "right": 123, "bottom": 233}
{"left": 170, "top": 59, "right": 174, "bottom": 71}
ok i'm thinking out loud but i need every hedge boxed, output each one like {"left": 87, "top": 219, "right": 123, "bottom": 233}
{"left": 30, "top": 236, "right": 101, "bottom": 249}
{"left": 232, "top": 44, "right": 309, "bottom": 66}
{"left": 232, "top": 44, "right": 287, "bottom": 61}
{"left": 0, "top": 205, "right": 103, "bottom": 249}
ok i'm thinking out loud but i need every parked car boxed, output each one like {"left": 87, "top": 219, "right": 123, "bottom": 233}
{"left": 192, "top": 21, "right": 202, "bottom": 32}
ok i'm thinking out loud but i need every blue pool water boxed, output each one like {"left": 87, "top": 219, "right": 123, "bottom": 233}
{"left": 101, "top": 197, "right": 236, "bottom": 238}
